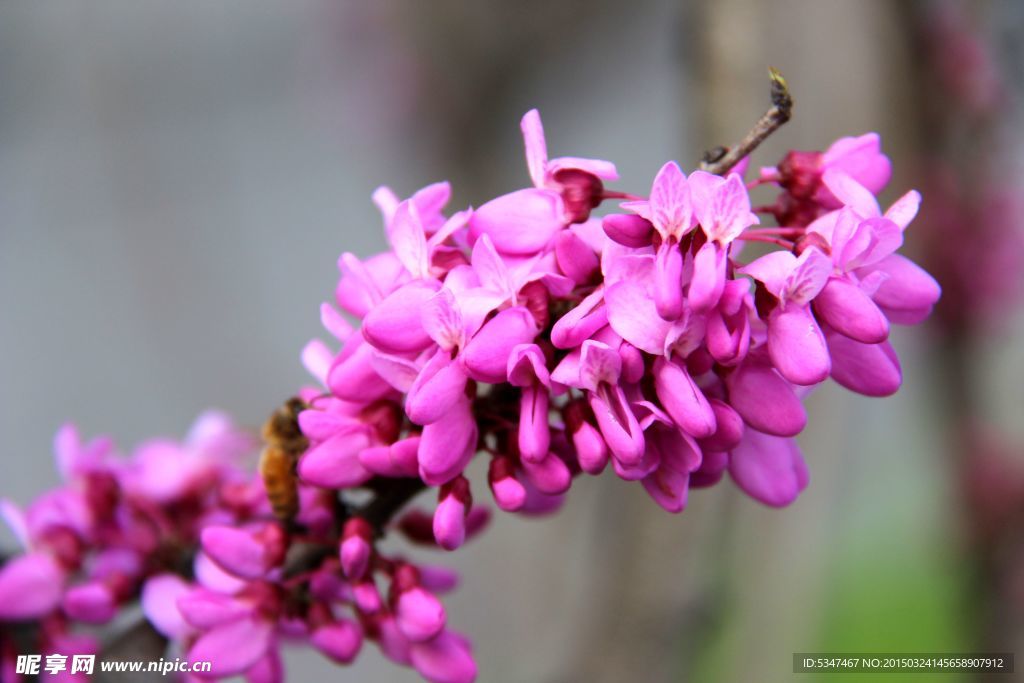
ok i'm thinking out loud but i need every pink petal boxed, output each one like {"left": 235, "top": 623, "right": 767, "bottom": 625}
{"left": 825, "top": 329, "right": 902, "bottom": 397}
{"left": 738, "top": 250, "right": 795, "bottom": 298}
{"left": 359, "top": 436, "right": 421, "bottom": 478}
{"left": 589, "top": 384, "right": 645, "bottom": 466}
{"left": 327, "top": 338, "right": 395, "bottom": 403}
{"left": 390, "top": 201, "right": 430, "bottom": 279}
{"left": 726, "top": 362, "right": 807, "bottom": 437}
{"left": 406, "top": 351, "right": 469, "bottom": 426}
{"left": 297, "top": 407, "right": 356, "bottom": 442}
{"left": 697, "top": 399, "right": 745, "bottom": 452}
{"left": 488, "top": 459, "right": 527, "bottom": 512}
{"left": 647, "top": 161, "right": 692, "bottom": 239}
{"left": 691, "top": 450, "right": 729, "bottom": 488}
{"left": 653, "top": 357, "right": 716, "bottom": 438}
{"left": 0, "top": 499, "right": 29, "bottom": 550}
{"left": 884, "top": 190, "right": 921, "bottom": 230}
{"left": 370, "top": 351, "right": 421, "bottom": 393}
{"left": 396, "top": 587, "right": 447, "bottom": 642}
{"left": 193, "top": 551, "right": 246, "bottom": 594}
{"left": 0, "top": 552, "right": 65, "bottom": 620}
{"left": 422, "top": 288, "right": 466, "bottom": 353}
{"left": 782, "top": 247, "right": 831, "bottom": 306}
{"left": 507, "top": 343, "right": 550, "bottom": 387}
{"left": 840, "top": 217, "right": 903, "bottom": 271}
{"left": 814, "top": 277, "right": 889, "bottom": 344}
{"left": 376, "top": 615, "right": 412, "bottom": 665}
{"left": 189, "top": 616, "right": 273, "bottom": 677}
{"left": 554, "top": 230, "right": 600, "bottom": 284}
{"left": 470, "top": 233, "right": 512, "bottom": 297}
{"left": 654, "top": 241, "right": 684, "bottom": 321}
{"left": 340, "top": 517, "right": 372, "bottom": 580}
{"left": 432, "top": 495, "right": 467, "bottom": 551}
{"left": 520, "top": 109, "right": 549, "bottom": 188}
{"left": 821, "top": 168, "right": 881, "bottom": 217}
{"left": 550, "top": 287, "right": 608, "bottom": 349}
{"left": 706, "top": 304, "right": 750, "bottom": 367}
{"left": 362, "top": 280, "right": 441, "bottom": 354}
{"left": 373, "top": 185, "right": 400, "bottom": 223}
{"left": 411, "top": 181, "right": 454, "bottom": 233}
{"left": 690, "top": 171, "right": 757, "bottom": 243}
{"left": 311, "top": 620, "right": 362, "bottom": 664}
{"left": 177, "top": 588, "right": 254, "bottom": 629}
{"left": 602, "top": 214, "right": 654, "bottom": 248}
{"left": 767, "top": 304, "right": 831, "bottom": 386}
{"left": 142, "top": 574, "right": 192, "bottom": 639}
{"left": 863, "top": 254, "right": 941, "bottom": 323}
{"left": 688, "top": 242, "right": 727, "bottom": 313}
{"left": 729, "top": 428, "right": 808, "bottom": 507}
{"left": 641, "top": 429, "right": 701, "bottom": 513}
{"left": 62, "top": 582, "right": 116, "bottom": 624}
{"left": 548, "top": 155, "right": 619, "bottom": 181}
{"left": 578, "top": 340, "right": 622, "bottom": 392}
{"left": 520, "top": 451, "right": 572, "bottom": 495}
{"left": 605, "top": 281, "right": 671, "bottom": 355}
{"left": 418, "top": 399, "right": 478, "bottom": 486}
{"left": 300, "top": 339, "right": 334, "bottom": 387}
{"left": 321, "top": 301, "right": 355, "bottom": 341}
{"left": 570, "top": 419, "right": 608, "bottom": 475}
{"left": 297, "top": 428, "right": 372, "bottom": 488}
{"left": 200, "top": 526, "right": 272, "bottom": 581}
{"left": 409, "top": 631, "right": 478, "bottom": 683}
{"left": 247, "top": 650, "right": 284, "bottom": 683}
{"left": 469, "top": 189, "right": 565, "bottom": 255}
{"left": 335, "top": 251, "right": 397, "bottom": 318}
{"left": 518, "top": 385, "right": 550, "bottom": 463}
{"left": 461, "top": 307, "right": 538, "bottom": 384}
{"left": 820, "top": 133, "right": 891, "bottom": 200}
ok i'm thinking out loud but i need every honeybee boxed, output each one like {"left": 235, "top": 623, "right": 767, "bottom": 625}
{"left": 259, "top": 397, "right": 308, "bottom": 523}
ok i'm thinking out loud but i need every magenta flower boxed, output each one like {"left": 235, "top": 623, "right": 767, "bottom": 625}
{"left": 740, "top": 247, "right": 832, "bottom": 385}
{"left": 470, "top": 109, "right": 617, "bottom": 255}
{"left": 687, "top": 170, "right": 759, "bottom": 312}
{"left": 620, "top": 161, "right": 697, "bottom": 320}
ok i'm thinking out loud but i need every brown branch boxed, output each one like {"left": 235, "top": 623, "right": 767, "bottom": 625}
{"left": 700, "top": 67, "right": 793, "bottom": 175}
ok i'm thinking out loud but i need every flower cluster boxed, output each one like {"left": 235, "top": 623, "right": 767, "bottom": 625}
{"left": 311, "top": 112, "right": 939, "bottom": 515}
{"left": 0, "top": 413, "right": 257, "bottom": 679}
{"left": 1, "top": 109, "right": 940, "bottom": 682}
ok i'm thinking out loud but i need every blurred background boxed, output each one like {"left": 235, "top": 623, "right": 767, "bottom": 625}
{"left": 2, "top": 1, "right": 1023, "bottom": 681}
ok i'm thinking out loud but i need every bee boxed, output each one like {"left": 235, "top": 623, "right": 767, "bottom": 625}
{"left": 259, "top": 397, "right": 308, "bottom": 523}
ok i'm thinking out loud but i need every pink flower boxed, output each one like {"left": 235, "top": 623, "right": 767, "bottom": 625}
{"left": 740, "top": 247, "right": 832, "bottom": 385}
{"left": 621, "top": 161, "right": 697, "bottom": 320}
{"left": 687, "top": 170, "right": 759, "bottom": 312}
{"left": 470, "top": 109, "right": 617, "bottom": 255}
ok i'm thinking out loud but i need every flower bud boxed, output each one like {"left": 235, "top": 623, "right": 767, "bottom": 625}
{"left": 393, "top": 567, "right": 446, "bottom": 643}
{"left": 488, "top": 457, "right": 526, "bottom": 512}
{"left": 63, "top": 581, "right": 117, "bottom": 624}
{"left": 311, "top": 619, "right": 363, "bottom": 664}
{"left": 433, "top": 477, "right": 471, "bottom": 551}
{"left": 520, "top": 452, "right": 572, "bottom": 496}
{"left": 340, "top": 517, "right": 373, "bottom": 580}
{"left": 564, "top": 400, "right": 608, "bottom": 475}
